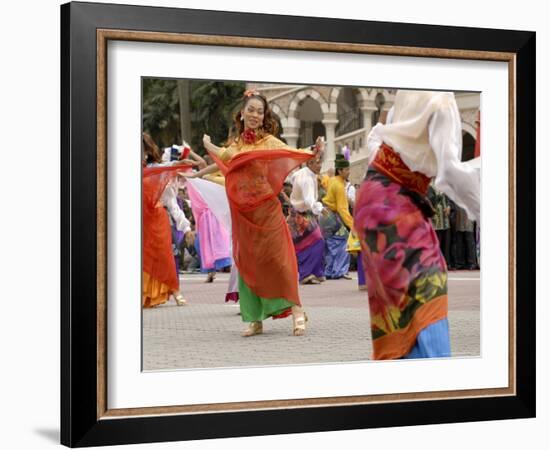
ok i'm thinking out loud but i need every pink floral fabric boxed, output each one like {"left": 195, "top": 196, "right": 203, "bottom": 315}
{"left": 355, "top": 169, "right": 448, "bottom": 358}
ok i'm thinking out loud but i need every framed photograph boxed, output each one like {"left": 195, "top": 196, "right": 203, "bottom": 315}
{"left": 61, "top": 1, "right": 535, "bottom": 447}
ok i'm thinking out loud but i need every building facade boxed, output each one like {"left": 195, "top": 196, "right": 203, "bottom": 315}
{"left": 247, "top": 83, "right": 480, "bottom": 185}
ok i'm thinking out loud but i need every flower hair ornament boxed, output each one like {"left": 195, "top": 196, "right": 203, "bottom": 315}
{"left": 243, "top": 88, "right": 260, "bottom": 98}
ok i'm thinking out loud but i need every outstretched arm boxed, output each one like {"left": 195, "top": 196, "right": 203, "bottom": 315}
{"left": 265, "top": 135, "right": 323, "bottom": 155}
{"left": 188, "top": 150, "right": 207, "bottom": 169}
{"left": 313, "top": 136, "right": 325, "bottom": 156}
{"left": 202, "top": 134, "right": 223, "bottom": 158}
{"left": 180, "top": 163, "right": 220, "bottom": 179}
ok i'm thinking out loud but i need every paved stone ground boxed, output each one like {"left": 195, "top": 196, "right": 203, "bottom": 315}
{"left": 143, "top": 271, "right": 480, "bottom": 370}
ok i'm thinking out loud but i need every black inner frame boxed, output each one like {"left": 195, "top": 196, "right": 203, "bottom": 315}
{"left": 61, "top": 2, "right": 535, "bottom": 447}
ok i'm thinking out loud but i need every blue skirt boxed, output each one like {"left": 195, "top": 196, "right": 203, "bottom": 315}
{"left": 324, "top": 235, "right": 350, "bottom": 279}
{"left": 402, "top": 319, "right": 451, "bottom": 359}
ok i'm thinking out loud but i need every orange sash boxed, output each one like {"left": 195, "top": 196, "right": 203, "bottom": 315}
{"left": 372, "top": 143, "right": 431, "bottom": 195}
{"left": 211, "top": 149, "right": 313, "bottom": 304}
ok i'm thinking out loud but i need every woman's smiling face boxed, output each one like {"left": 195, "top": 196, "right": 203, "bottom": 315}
{"left": 241, "top": 98, "right": 265, "bottom": 131}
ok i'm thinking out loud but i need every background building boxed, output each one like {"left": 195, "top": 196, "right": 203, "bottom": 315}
{"left": 248, "top": 83, "right": 480, "bottom": 184}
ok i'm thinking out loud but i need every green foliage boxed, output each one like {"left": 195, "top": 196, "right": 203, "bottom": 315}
{"left": 142, "top": 79, "right": 181, "bottom": 148}
{"left": 142, "top": 78, "right": 245, "bottom": 154}
{"left": 189, "top": 80, "right": 245, "bottom": 153}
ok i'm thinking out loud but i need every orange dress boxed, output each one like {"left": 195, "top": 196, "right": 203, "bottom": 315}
{"left": 210, "top": 135, "right": 314, "bottom": 319}
{"left": 142, "top": 164, "right": 189, "bottom": 307}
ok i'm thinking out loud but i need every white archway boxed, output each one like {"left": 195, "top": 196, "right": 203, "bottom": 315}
{"left": 270, "top": 102, "right": 288, "bottom": 128}
{"left": 328, "top": 86, "right": 368, "bottom": 114}
{"left": 462, "top": 122, "right": 477, "bottom": 140}
{"left": 288, "top": 88, "right": 329, "bottom": 119}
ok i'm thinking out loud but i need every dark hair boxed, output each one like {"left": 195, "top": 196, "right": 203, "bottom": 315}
{"left": 231, "top": 93, "right": 279, "bottom": 142}
{"left": 335, "top": 167, "right": 349, "bottom": 177}
{"left": 142, "top": 132, "right": 162, "bottom": 164}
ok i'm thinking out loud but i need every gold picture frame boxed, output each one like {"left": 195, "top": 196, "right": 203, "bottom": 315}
{"left": 62, "top": 1, "right": 534, "bottom": 446}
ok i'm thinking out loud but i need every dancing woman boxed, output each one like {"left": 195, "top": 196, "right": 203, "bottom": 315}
{"left": 142, "top": 133, "right": 192, "bottom": 307}
{"left": 203, "top": 90, "right": 323, "bottom": 337}
{"left": 186, "top": 176, "right": 232, "bottom": 283}
{"left": 184, "top": 166, "right": 240, "bottom": 303}
{"left": 354, "top": 90, "right": 480, "bottom": 359}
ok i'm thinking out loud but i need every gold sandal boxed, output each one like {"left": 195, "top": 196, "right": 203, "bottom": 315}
{"left": 300, "top": 274, "right": 321, "bottom": 285}
{"left": 174, "top": 293, "right": 187, "bottom": 306}
{"left": 293, "top": 312, "right": 308, "bottom": 336}
{"left": 241, "top": 321, "right": 263, "bottom": 337}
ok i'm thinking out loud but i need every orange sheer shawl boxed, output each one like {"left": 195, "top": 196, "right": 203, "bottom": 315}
{"left": 211, "top": 149, "right": 313, "bottom": 305}
{"left": 142, "top": 165, "right": 189, "bottom": 304}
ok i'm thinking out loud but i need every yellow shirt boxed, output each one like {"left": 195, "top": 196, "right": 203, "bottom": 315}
{"left": 322, "top": 175, "right": 354, "bottom": 229}
{"left": 219, "top": 134, "right": 313, "bottom": 162}
{"left": 320, "top": 174, "right": 331, "bottom": 190}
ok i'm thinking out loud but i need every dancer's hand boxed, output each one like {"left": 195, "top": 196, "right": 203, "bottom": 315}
{"left": 202, "top": 134, "right": 223, "bottom": 157}
{"left": 314, "top": 136, "right": 325, "bottom": 154}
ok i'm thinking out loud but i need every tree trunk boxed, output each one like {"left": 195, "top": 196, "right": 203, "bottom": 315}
{"left": 178, "top": 79, "right": 191, "bottom": 144}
